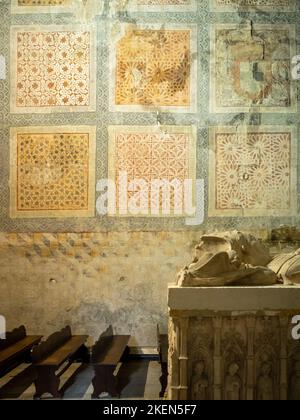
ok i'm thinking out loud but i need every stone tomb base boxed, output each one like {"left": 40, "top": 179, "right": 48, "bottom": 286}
{"left": 168, "top": 286, "right": 300, "bottom": 400}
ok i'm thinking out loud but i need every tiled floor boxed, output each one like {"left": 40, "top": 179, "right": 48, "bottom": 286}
{"left": 0, "top": 360, "right": 162, "bottom": 400}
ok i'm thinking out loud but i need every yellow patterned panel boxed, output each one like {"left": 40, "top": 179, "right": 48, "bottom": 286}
{"left": 110, "top": 24, "right": 197, "bottom": 113}
{"left": 138, "top": 0, "right": 190, "bottom": 3}
{"left": 18, "top": 0, "right": 70, "bottom": 5}
{"left": 10, "top": 126, "right": 96, "bottom": 218}
{"left": 11, "top": 0, "right": 72, "bottom": 13}
{"left": 125, "top": 0, "right": 197, "bottom": 11}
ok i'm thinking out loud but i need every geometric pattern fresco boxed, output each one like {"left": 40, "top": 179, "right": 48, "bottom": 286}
{"left": 211, "top": 0, "right": 295, "bottom": 11}
{"left": 209, "top": 126, "right": 297, "bottom": 217}
{"left": 137, "top": 0, "right": 192, "bottom": 3}
{"left": 10, "top": 25, "right": 96, "bottom": 113}
{"left": 110, "top": 24, "right": 197, "bottom": 113}
{"left": 18, "top": 0, "right": 70, "bottom": 4}
{"left": 11, "top": 0, "right": 72, "bottom": 13}
{"left": 210, "top": 24, "right": 296, "bottom": 113}
{"left": 0, "top": 0, "right": 298, "bottom": 231}
{"left": 11, "top": 1, "right": 104, "bottom": 17}
{"left": 108, "top": 126, "right": 197, "bottom": 216}
{"left": 129, "top": 0, "right": 197, "bottom": 11}
{"left": 10, "top": 126, "right": 96, "bottom": 218}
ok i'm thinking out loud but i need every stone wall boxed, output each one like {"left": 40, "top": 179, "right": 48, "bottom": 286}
{"left": 0, "top": 231, "right": 200, "bottom": 346}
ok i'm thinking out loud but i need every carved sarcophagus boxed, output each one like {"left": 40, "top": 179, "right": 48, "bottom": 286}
{"left": 168, "top": 286, "right": 300, "bottom": 400}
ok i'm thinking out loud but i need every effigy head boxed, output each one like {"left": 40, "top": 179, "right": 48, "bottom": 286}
{"left": 177, "top": 230, "right": 278, "bottom": 287}
{"left": 196, "top": 230, "right": 272, "bottom": 267}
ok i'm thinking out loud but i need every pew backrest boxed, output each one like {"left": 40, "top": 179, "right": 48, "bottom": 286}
{"left": 0, "top": 325, "right": 26, "bottom": 351}
{"left": 91, "top": 325, "right": 114, "bottom": 364}
{"left": 32, "top": 325, "right": 72, "bottom": 364}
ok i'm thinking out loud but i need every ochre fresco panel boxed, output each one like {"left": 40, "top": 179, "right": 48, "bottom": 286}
{"left": 18, "top": 0, "right": 69, "bottom": 5}
{"left": 209, "top": 127, "right": 297, "bottom": 217}
{"left": 137, "top": 0, "right": 191, "bottom": 4}
{"left": 10, "top": 25, "right": 96, "bottom": 113}
{"left": 11, "top": 0, "right": 72, "bottom": 13}
{"left": 211, "top": 24, "right": 296, "bottom": 113}
{"left": 122, "top": 0, "right": 197, "bottom": 12}
{"left": 111, "top": 24, "right": 197, "bottom": 112}
{"left": 10, "top": 126, "right": 96, "bottom": 218}
{"left": 212, "top": 0, "right": 295, "bottom": 11}
{"left": 108, "top": 126, "right": 196, "bottom": 216}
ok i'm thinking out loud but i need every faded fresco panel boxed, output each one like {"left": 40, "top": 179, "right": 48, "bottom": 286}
{"left": 10, "top": 126, "right": 96, "bottom": 218}
{"left": 11, "top": 0, "right": 73, "bottom": 13}
{"left": 110, "top": 24, "right": 197, "bottom": 113}
{"left": 10, "top": 25, "right": 96, "bottom": 113}
{"left": 209, "top": 126, "right": 297, "bottom": 217}
{"left": 210, "top": 24, "right": 296, "bottom": 113}
{"left": 126, "top": 0, "right": 197, "bottom": 12}
{"left": 108, "top": 126, "right": 197, "bottom": 216}
{"left": 211, "top": 0, "right": 296, "bottom": 12}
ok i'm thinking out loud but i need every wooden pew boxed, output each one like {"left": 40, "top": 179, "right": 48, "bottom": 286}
{"left": 157, "top": 325, "right": 168, "bottom": 398}
{"left": 91, "top": 326, "right": 130, "bottom": 398}
{"left": 32, "top": 326, "right": 88, "bottom": 399}
{"left": 0, "top": 325, "right": 42, "bottom": 377}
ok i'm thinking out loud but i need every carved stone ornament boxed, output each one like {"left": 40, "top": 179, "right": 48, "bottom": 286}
{"left": 268, "top": 249, "right": 300, "bottom": 285}
{"left": 177, "top": 231, "right": 278, "bottom": 287}
{"left": 271, "top": 225, "right": 300, "bottom": 242}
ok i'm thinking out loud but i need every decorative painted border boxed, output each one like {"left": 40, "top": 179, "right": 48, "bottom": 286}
{"left": 125, "top": 0, "right": 198, "bottom": 12}
{"left": 108, "top": 125, "right": 197, "bottom": 217}
{"left": 208, "top": 125, "right": 298, "bottom": 218}
{"left": 109, "top": 23, "right": 198, "bottom": 114}
{"left": 10, "top": 24, "right": 97, "bottom": 114}
{"left": 210, "top": 0, "right": 296, "bottom": 12}
{"left": 210, "top": 23, "right": 297, "bottom": 114}
{"left": 10, "top": 126, "right": 96, "bottom": 219}
{"left": 11, "top": 0, "right": 73, "bottom": 14}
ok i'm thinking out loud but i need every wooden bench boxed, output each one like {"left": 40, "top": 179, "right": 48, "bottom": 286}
{"left": 157, "top": 325, "right": 168, "bottom": 398}
{"left": 91, "top": 326, "right": 130, "bottom": 399}
{"left": 32, "top": 326, "right": 88, "bottom": 399}
{"left": 0, "top": 325, "right": 42, "bottom": 377}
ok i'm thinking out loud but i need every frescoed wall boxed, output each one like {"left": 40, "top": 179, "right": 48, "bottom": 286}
{"left": 0, "top": 0, "right": 299, "bottom": 346}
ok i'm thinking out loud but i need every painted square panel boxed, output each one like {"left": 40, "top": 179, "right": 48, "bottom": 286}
{"left": 209, "top": 126, "right": 297, "bottom": 217}
{"left": 108, "top": 126, "right": 197, "bottom": 217}
{"left": 110, "top": 24, "right": 197, "bottom": 113}
{"left": 10, "top": 126, "right": 96, "bottom": 218}
{"left": 125, "top": 0, "right": 197, "bottom": 12}
{"left": 11, "top": 0, "right": 73, "bottom": 14}
{"left": 210, "top": 24, "right": 296, "bottom": 113}
{"left": 211, "top": 0, "right": 296, "bottom": 12}
{"left": 10, "top": 25, "right": 96, "bottom": 113}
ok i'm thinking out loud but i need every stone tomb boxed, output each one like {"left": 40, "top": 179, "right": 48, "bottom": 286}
{"left": 168, "top": 285, "right": 300, "bottom": 400}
